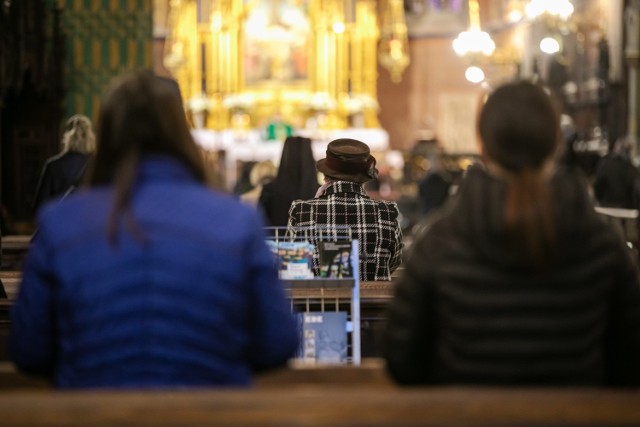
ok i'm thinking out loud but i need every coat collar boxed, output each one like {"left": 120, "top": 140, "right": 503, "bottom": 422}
{"left": 323, "top": 180, "right": 369, "bottom": 198}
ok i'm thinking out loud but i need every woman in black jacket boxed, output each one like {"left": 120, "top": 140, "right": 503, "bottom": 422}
{"left": 382, "top": 81, "right": 640, "bottom": 387}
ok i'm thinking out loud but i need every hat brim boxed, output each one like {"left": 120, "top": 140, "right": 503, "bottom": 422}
{"left": 316, "top": 158, "right": 376, "bottom": 184}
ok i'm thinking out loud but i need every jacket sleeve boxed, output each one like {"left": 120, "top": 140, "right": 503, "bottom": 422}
{"left": 388, "top": 203, "right": 403, "bottom": 274}
{"left": 9, "top": 225, "right": 57, "bottom": 378}
{"left": 245, "top": 212, "right": 299, "bottom": 371}
{"left": 381, "top": 234, "right": 435, "bottom": 385}
{"left": 33, "top": 163, "right": 53, "bottom": 213}
{"left": 606, "top": 242, "right": 640, "bottom": 386}
{"left": 285, "top": 201, "right": 301, "bottom": 240}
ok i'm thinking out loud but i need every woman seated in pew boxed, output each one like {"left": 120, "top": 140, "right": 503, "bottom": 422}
{"left": 383, "top": 81, "right": 640, "bottom": 387}
{"left": 10, "top": 71, "right": 298, "bottom": 389}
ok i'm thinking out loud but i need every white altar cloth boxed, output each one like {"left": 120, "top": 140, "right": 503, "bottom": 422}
{"left": 191, "top": 128, "right": 389, "bottom": 187}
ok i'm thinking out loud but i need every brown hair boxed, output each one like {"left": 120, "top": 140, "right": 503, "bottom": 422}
{"left": 88, "top": 70, "right": 207, "bottom": 242}
{"left": 478, "top": 81, "right": 561, "bottom": 267}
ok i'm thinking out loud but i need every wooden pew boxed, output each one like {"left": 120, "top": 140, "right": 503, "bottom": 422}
{"left": 0, "top": 300, "right": 11, "bottom": 363}
{"left": 1, "top": 358, "right": 639, "bottom": 426}
{"left": 1, "top": 235, "right": 31, "bottom": 271}
{"left": 0, "top": 386, "right": 639, "bottom": 426}
{"left": 1, "top": 276, "right": 21, "bottom": 301}
{"left": 0, "top": 273, "right": 397, "bottom": 304}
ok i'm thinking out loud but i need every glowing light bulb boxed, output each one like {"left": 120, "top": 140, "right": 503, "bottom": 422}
{"left": 540, "top": 37, "right": 560, "bottom": 54}
{"left": 525, "top": 0, "right": 574, "bottom": 20}
{"left": 452, "top": 30, "right": 496, "bottom": 56}
{"left": 465, "top": 66, "right": 485, "bottom": 83}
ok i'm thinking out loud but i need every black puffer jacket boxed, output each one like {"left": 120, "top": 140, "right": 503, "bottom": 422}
{"left": 383, "top": 164, "right": 640, "bottom": 386}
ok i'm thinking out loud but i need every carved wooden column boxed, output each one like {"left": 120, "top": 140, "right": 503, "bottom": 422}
{"left": 625, "top": 0, "right": 640, "bottom": 156}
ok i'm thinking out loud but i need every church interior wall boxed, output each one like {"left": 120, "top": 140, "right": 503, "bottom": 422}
{"left": 378, "top": 36, "right": 484, "bottom": 152}
{"left": 57, "top": 0, "right": 153, "bottom": 123}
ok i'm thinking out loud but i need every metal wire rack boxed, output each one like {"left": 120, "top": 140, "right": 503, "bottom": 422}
{"left": 264, "top": 226, "right": 361, "bottom": 365}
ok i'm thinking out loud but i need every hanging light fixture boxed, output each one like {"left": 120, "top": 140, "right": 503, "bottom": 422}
{"left": 453, "top": 0, "right": 496, "bottom": 57}
{"left": 453, "top": 0, "right": 495, "bottom": 83}
{"left": 378, "top": 0, "right": 410, "bottom": 83}
{"left": 465, "top": 66, "right": 485, "bottom": 83}
{"left": 525, "top": 0, "right": 574, "bottom": 21}
{"left": 540, "top": 36, "right": 561, "bottom": 54}
{"left": 525, "top": 0, "right": 573, "bottom": 56}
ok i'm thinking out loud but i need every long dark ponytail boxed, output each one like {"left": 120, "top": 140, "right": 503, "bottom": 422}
{"left": 479, "top": 81, "right": 561, "bottom": 268}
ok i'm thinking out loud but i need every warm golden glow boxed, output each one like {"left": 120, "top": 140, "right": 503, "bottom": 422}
{"left": 164, "top": 0, "right": 393, "bottom": 130}
{"left": 525, "top": 0, "right": 574, "bottom": 21}
{"left": 378, "top": 0, "right": 410, "bottom": 83}
{"left": 452, "top": 0, "right": 496, "bottom": 57}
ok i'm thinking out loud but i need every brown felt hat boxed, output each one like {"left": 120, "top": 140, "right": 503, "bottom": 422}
{"left": 316, "top": 138, "right": 379, "bottom": 183}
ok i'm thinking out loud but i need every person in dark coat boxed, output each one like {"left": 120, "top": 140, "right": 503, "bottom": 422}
{"left": 382, "top": 81, "right": 640, "bottom": 387}
{"left": 418, "top": 148, "right": 452, "bottom": 216}
{"left": 33, "top": 114, "right": 96, "bottom": 212}
{"left": 258, "top": 135, "right": 319, "bottom": 226}
{"left": 593, "top": 137, "right": 640, "bottom": 209}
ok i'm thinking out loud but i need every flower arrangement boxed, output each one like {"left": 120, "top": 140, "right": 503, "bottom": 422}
{"left": 354, "top": 94, "right": 380, "bottom": 112}
{"left": 343, "top": 94, "right": 380, "bottom": 115}
{"left": 343, "top": 96, "right": 365, "bottom": 115}
{"left": 222, "top": 93, "right": 256, "bottom": 112}
{"left": 306, "top": 92, "right": 338, "bottom": 112}
{"left": 186, "top": 93, "right": 214, "bottom": 113}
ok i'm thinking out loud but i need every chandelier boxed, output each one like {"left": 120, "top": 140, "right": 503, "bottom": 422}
{"left": 452, "top": 0, "right": 496, "bottom": 83}
{"left": 525, "top": 0, "right": 574, "bottom": 55}
{"left": 378, "top": 0, "right": 410, "bottom": 83}
{"left": 525, "top": 0, "right": 574, "bottom": 21}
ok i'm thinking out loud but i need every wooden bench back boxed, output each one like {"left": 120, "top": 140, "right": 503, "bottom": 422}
{"left": 1, "top": 386, "right": 639, "bottom": 426}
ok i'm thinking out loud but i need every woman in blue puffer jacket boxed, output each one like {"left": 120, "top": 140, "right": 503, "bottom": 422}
{"left": 10, "top": 70, "right": 299, "bottom": 389}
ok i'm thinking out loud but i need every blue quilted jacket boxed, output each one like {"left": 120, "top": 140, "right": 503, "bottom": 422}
{"left": 10, "top": 156, "right": 298, "bottom": 388}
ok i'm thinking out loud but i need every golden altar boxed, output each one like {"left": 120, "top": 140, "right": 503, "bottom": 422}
{"left": 164, "top": 0, "right": 408, "bottom": 131}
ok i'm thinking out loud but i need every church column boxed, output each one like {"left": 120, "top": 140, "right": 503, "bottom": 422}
{"left": 625, "top": 0, "right": 640, "bottom": 155}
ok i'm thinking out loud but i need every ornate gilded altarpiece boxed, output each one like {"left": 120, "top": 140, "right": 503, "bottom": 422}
{"left": 164, "top": 0, "right": 389, "bottom": 130}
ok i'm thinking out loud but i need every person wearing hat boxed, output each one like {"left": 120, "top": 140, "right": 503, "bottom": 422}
{"left": 287, "top": 138, "right": 403, "bottom": 281}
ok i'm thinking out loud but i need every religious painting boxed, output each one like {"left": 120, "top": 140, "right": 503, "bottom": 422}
{"left": 244, "top": 0, "right": 311, "bottom": 86}
{"left": 403, "top": 0, "right": 467, "bottom": 38}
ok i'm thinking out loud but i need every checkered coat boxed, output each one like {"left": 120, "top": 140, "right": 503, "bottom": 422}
{"left": 287, "top": 181, "right": 403, "bottom": 281}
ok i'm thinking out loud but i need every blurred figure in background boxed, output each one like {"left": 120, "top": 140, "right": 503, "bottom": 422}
{"left": 266, "top": 112, "right": 294, "bottom": 141}
{"left": 33, "top": 114, "right": 95, "bottom": 212}
{"left": 11, "top": 71, "right": 298, "bottom": 389}
{"left": 259, "top": 135, "right": 318, "bottom": 226}
{"left": 593, "top": 136, "right": 640, "bottom": 210}
{"left": 383, "top": 81, "right": 640, "bottom": 387}
{"left": 241, "top": 160, "right": 277, "bottom": 206}
{"left": 417, "top": 147, "right": 452, "bottom": 217}
{"left": 233, "top": 161, "right": 257, "bottom": 196}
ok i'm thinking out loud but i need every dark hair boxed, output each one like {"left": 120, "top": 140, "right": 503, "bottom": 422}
{"left": 262, "top": 136, "right": 318, "bottom": 226}
{"left": 275, "top": 136, "right": 318, "bottom": 197}
{"left": 88, "top": 70, "right": 207, "bottom": 242}
{"left": 478, "top": 81, "right": 561, "bottom": 267}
